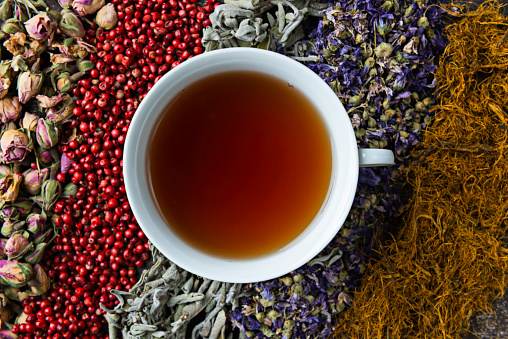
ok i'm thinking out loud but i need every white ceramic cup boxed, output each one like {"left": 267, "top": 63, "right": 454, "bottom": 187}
{"left": 124, "top": 48, "right": 394, "bottom": 283}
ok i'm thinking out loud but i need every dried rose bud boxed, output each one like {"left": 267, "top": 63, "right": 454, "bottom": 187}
{"left": 72, "top": 0, "right": 105, "bottom": 16}
{"left": 0, "top": 97, "right": 21, "bottom": 124}
{"left": 0, "top": 0, "right": 11, "bottom": 21}
{"left": 26, "top": 213, "right": 46, "bottom": 234}
{"left": 0, "top": 78, "right": 11, "bottom": 99}
{"left": 95, "top": 4, "right": 118, "bottom": 30}
{"left": 23, "top": 13, "right": 56, "bottom": 41}
{"left": 33, "top": 229, "right": 51, "bottom": 246}
{"left": 24, "top": 243, "right": 46, "bottom": 264}
{"left": 28, "top": 264, "right": 50, "bottom": 295}
{"left": 0, "top": 207, "right": 18, "bottom": 221}
{"left": 17, "top": 71, "right": 43, "bottom": 104}
{"left": 32, "top": 179, "right": 61, "bottom": 211}
{"left": 56, "top": 75, "right": 72, "bottom": 93}
{"left": 59, "top": 10, "right": 85, "bottom": 38}
{"left": 11, "top": 199, "right": 33, "bottom": 216}
{"left": 14, "top": 5, "right": 28, "bottom": 23}
{"left": 0, "top": 173, "right": 23, "bottom": 204}
{"left": 46, "top": 97, "right": 75, "bottom": 124}
{"left": 5, "top": 234, "right": 32, "bottom": 260}
{"left": 0, "top": 260, "right": 33, "bottom": 287}
{"left": 36, "top": 149, "right": 52, "bottom": 166}
{"left": 1, "top": 220, "right": 24, "bottom": 237}
{"left": 36, "top": 119, "right": 59, "bottom": 149}
{"left": 0, "top": 221, "right": 12, "bottom": 237}
{"left": 23, "top": 168, "right": 49, "bottom": 195}
{"left": 2, "top": 19, "right": 24, "bottom": 35}
{"left": 0, "top": 130, "right": 31, "bottom": 164}
{"left": 76, "top": 59, "right": 94, "bottom": 71}
{"left": 61, "top": 182, "right": 77, "bottom": 198}
{"left": 21, "top": 112, "right": 39, "bottom": 131}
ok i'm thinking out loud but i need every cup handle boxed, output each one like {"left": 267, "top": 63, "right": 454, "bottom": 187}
{"left": 358, "top": 149, "right": 394, "bottom": 167}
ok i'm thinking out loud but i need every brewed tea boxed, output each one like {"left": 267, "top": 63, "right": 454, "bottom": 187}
{"left": 148, "top": 70, "right": 332, "bottom": 258}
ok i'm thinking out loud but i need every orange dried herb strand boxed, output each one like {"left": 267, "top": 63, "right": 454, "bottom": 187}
{"left": 332, "top": 2, "right": 508, "bottom": 339}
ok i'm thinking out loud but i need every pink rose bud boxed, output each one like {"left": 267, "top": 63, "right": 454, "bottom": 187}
{"left": 23, "top": 13, "right": 56, "bottom": 41}
{"left": 95, "top": 4, "right": 118, "bottom": 30}
{"left": 17, "top": 71, "right": 43, "bottom": 104}
{"left": 0, "top": 130, "right": 31, "bottom": 164}
{"left": 0, "top": 97, "right": 21, "bottom": 124}
{"left": 72, "top": 0, "right": 105, "bottom": 16}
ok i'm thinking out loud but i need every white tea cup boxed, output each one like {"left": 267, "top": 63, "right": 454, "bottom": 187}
{"left": 124, "top": 48, "right": 394, "bottom": 283}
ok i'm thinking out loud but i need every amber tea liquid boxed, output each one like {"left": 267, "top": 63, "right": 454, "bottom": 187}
{"left": 149, "top": 70, "right": 332, "bottom": 258}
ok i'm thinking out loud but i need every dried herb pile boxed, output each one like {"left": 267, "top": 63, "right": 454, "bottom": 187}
{"left": 105, "top": 244, "right": 241, "bottom": 339}
{"left": 333, "top": 2, "right": 508, "bottom": 338}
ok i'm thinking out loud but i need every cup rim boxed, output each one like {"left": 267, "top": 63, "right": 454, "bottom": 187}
{"left": 124, "top": 48, "right": 359, "bottom": 283}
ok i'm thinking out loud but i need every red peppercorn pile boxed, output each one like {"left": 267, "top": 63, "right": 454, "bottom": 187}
{"left": 10, "top": 1, "right": 216, "bottom": 338}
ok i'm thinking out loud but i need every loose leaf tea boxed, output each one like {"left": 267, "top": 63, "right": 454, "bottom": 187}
{"left": 105, "top": 243, "right": 241, "bottom": 339}
{"left": 333, "top": 2, "right": 508, "bottom": 338}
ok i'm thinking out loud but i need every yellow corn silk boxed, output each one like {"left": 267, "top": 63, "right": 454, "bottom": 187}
{"left": 332, "top": 2, "right": 508, "bottom": 338}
